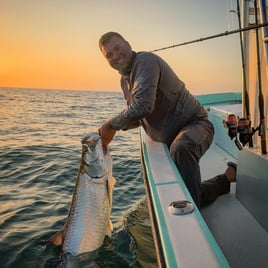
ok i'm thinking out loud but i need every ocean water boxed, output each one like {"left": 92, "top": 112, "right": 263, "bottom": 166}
{"left": 0, "top": 88, "right": 157, "bottom": 267}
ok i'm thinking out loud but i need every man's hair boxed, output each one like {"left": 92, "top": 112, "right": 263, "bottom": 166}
{"left": 99, "top": 32, "right": 127, "bottom": 49}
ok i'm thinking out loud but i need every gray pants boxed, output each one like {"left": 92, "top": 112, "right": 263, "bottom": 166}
{"left": 169, "top": 119, "right": 228, "bottom": 208}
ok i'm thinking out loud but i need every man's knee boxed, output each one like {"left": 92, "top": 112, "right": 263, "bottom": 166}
{"left": 170, "top": 139, "right": 187, "bottom": 159}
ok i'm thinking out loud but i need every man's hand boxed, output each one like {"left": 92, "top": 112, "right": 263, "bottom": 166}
{"left": 98, "top": 121, "right": 116, "bottom": 146}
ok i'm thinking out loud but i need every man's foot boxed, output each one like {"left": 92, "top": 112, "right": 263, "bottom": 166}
{"left": 224, "top": 162, "right": 237, "bottom": 182}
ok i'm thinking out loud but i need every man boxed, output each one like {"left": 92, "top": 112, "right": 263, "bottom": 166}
{"left": 98, "top": 32, "right": 235, "bottom": 208}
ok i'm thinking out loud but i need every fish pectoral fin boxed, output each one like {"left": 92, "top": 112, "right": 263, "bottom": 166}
{"left": 105, "top": 219, "right": 113, "bottom": 237}
{"left": 107, "top": 176, "right": 116, "bottom": 206}
{"left": 111, "top": 176, "right": 116, "bottom": 186}
{"left": 46, "top": 230, "right": 63, "bottom": 246}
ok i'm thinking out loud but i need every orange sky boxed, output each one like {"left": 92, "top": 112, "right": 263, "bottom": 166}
{"left": 1, "top": 0, "right": 242, "bottom": 94}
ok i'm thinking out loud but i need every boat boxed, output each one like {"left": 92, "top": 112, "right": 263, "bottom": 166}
{"left": 140, "top": 1, "right": 268, "bottom": 267}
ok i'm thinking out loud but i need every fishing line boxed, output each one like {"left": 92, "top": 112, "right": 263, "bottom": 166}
{"left": 150, "top": 21, "right": 268, "bottom": 52}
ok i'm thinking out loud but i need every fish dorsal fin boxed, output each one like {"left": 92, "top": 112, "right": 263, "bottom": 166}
{"left": 46, "top": 230, "right": 63, "bottom": 246}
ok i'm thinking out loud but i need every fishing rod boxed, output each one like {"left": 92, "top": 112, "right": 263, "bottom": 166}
{"left": 254, "top": 0, "right": 267, "bottom": 154}
{"left": 236, "top": 0, "right": 251, "bottom": 124}
{"left": 234, "top": 0, "right": 253, "bottom": 148}
{"left": 150, "top": 21, "right": 268, "bottom": 52}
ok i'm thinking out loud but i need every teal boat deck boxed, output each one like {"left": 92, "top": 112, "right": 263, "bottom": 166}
{"left": 140, "top": 92, "right": 268, "bottom": 268}
{"left": 200, "top": 142, "right": 268, "bottom": 268}
{"left": 199, "top": 93, "right": 268, "bottom": 268}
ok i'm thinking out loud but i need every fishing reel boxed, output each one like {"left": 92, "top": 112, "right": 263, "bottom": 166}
{"left": 224, "top": 114, "right": 259, "bottom": 150}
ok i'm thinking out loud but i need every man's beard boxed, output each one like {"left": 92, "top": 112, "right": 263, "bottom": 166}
{"left": 111, "top": 53, "right": 133, "bottom": 73}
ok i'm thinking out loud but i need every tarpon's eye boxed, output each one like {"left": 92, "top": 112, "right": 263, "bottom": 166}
{"left": 89, "top": 143, "right": 96, "bottom": 151}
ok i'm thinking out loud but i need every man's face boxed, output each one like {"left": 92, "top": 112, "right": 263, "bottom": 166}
{"left": 100, "top": 36, "right": 133, "bottom": 73}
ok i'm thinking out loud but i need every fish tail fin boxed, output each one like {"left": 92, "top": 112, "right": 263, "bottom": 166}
{"left": 45, "top": 230, "right": 63, "bottom": 246}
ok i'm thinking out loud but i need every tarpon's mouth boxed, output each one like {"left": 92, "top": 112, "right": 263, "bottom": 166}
{"left": 91, "top": 175, "right": 105, "bottom": 179}
{"left": 81, "top": 133, "right": 101, "bottom": 145}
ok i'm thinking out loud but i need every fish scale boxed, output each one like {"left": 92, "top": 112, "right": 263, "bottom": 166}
{"left": 63, "top": 173, "right": 110, "bottom": 254}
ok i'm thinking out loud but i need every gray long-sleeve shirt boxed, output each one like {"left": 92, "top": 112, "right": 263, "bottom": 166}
{"left": 110, "top": 51, "right": 208, "bottom": 145}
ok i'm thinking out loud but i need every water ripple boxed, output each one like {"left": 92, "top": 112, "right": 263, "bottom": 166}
{"left": 0, "top": 88, "right": 156, "bottom": 267}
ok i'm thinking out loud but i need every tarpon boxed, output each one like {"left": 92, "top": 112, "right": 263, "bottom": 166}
{"left": 47, "top": 132, "right": 116, "bottom": 256}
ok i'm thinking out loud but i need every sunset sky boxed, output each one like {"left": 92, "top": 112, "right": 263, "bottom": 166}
{"left": 1, "top": 0, "right": 242, "bottom": 94}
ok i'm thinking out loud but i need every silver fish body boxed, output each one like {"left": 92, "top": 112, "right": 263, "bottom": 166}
{"left": 60, "top": 133, "right": 115, "bottom": 255}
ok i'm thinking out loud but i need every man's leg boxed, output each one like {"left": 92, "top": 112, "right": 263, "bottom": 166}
{"left": 200, "top": 162, "right": 236, "bottom": 206}
{"left": 170, "top": 120, "right": 214, "bottom": 208}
